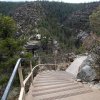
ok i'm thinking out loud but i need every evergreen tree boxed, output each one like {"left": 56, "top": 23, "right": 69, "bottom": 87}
{"left": 89, "top": 6, "right": 100, "bottom": 35}
{"left": 0, "top": 15, "right": 23, "bottom": 70}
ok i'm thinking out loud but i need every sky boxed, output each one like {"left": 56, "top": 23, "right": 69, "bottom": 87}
{"left": 0, "top": 0, "right": 100, "bottom": 3}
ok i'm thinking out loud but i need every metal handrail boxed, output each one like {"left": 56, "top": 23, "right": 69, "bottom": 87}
{"left": 1, "top": 57, "right": 57, "bottom": 100}
{"left": 1, "top": 58, "right": 22, "bottom": 100}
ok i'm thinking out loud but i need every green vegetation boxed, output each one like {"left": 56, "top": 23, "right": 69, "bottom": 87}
{"left": 89, "top": 7, "right": 100, "bottom": 68}
{"left": 0, "top": 14, "right": 16, "bottom": 38}
{"left": 0, "top": 1, "right": 99, "bottom": 81}
{"left": 0, "top": 1, "right": 99, "bottom": 52}
{"left": 0, "top": 2, "right": 24, "bottom": 15}
{"left": 89, "top": 6, "right": 100, "bottom": 35}
{"left": 75, "top": 45, "right": 85, "bottom": 54}
{"left": 0, "top": 15, "right": 33, "bottom": 100}
{"left": 36, "top": 1, "right": 100, "bottom": 51}
{"left": 0, "top": 15, "right": 24, "bottom": 87}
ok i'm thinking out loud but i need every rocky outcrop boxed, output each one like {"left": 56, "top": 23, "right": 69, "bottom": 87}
{"left": 13, "top": 2, "right": 45, "bottom": 35}
{"left": 76, "top": 54, "right": 100, "bottom": 82}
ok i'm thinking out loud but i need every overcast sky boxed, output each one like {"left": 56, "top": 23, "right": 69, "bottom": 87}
{"left": 0, "top": 0, "right": 100, "bottom": 3}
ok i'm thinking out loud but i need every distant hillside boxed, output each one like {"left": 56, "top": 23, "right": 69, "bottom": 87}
{"left": 0, "top": 2, "right": 24, "bottom": 15}
{"left": 0, "top": 1, "right": 100, "bottom": 50}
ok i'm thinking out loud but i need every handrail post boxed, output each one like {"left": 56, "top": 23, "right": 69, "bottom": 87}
{"left": 30, "top": 61, "right": 33, "bottom": 85}
{"left": 38, "top": 56, "right": 41, "bottom": 64}
{"left": 54, "top": 54, "right": 57, "bottom": 70}
{"left": 18, "top": 63, "right": 25, "bottom": 100}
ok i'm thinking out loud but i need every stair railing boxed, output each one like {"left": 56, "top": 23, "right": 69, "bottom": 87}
{"left": 1, "top": 58, "right": 57, "bottom": 100}
{"left": 1, "top": 58, "right": 22, "bottom": 100}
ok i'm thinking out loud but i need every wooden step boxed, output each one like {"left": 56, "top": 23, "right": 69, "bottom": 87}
{"left": 25, "top": 71, "right": 100, "bottom": 100}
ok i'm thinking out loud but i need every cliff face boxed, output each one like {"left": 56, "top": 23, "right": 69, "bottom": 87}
{"left": 13, "top": 2, "right": 45, "bottom": 36}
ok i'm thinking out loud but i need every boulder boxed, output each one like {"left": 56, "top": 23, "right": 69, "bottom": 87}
{"left": 77, "top": 65, "right": 97, "bottom": 82}
{"left": 76, "top": 54, "right": 99, "bottom": 82}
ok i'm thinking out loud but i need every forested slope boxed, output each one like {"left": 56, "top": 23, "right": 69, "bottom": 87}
{"left": 12, "top": 1, "right": 100, "bottom": 50}
{"left": 0, "top": 2, "right": 24, "bottom": 15}
{"left": 0, "top": 1, "right": 100, "bottom": 53}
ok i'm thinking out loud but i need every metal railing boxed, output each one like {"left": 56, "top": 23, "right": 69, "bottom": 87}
{"left": 1, "top": 58, "right": 57, "bottom": 100}
{"left": 1, "top": 58, "right": 22, "bottom": 100}
{"left": 1, "top": 58, "right": 36, "bottom": 100}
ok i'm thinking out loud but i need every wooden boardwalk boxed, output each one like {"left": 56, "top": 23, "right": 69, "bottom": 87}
{"left": 25, "top": 71, "right": 100, "bottom": 100}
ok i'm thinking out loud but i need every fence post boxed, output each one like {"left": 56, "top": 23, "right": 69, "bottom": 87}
{"left": 30, "top": 61, "right": 33, "bottom": 85}
{"left": 54, "top": 50, "right": 57, "bottom": 70}
{"left": 38, "top": 56, "right": 41, "bottom": 64}
{"left": 18, "top": 63, "right": 25, "bottom": 100}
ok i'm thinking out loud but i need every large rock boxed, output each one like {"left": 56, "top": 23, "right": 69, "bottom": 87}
{"left": 77, "top": 65, "right": 97, "bottom": 82}
{"left": 77, "top": 55, "right": 98, "bottom": 82}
